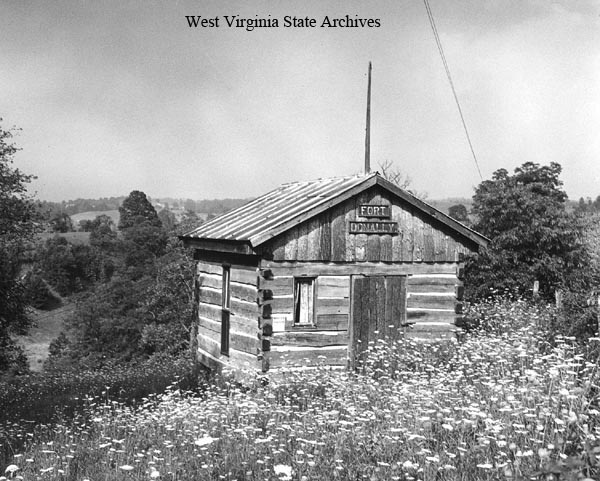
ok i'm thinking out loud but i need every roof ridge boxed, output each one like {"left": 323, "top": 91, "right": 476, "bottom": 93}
{"left": 279, "top": 172, "right": 375, "bottom": 187}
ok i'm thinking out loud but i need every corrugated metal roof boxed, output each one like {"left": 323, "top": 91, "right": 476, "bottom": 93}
{"left": 183, "top": 173, "right": 373, "bottom": 246}
{"left": 181, "top": 172, "right": 489, "bottom": 249}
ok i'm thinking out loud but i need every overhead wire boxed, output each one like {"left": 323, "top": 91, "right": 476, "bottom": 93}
{"left": 423, "top": 0, "right": 484, "bottom": 182}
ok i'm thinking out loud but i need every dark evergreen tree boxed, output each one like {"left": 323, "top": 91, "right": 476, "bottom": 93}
{"left": 118, "top": 190, "right": 162, "bottom": 230}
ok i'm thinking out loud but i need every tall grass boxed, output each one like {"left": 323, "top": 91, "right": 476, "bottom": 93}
{"left": 0, "top": 354, "right": 200, "bottom": 468}
{"left": 2, "top": 301, "right": 599, "bottom": 480}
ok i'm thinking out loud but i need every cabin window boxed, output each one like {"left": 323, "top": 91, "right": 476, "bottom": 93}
{"left": 294, "top": 277, "right": 315, "bottom": 325}
{"left": 221, "top": 265, "right": 231, "bottom": 355}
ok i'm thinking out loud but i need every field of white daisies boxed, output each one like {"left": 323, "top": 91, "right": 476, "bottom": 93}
{"left": 2, "top": 298, "right": 600, "bottom": 481}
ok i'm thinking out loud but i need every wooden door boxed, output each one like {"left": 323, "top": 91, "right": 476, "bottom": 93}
{"left": 352, "top": 276, "right": 406, "bottom": 359}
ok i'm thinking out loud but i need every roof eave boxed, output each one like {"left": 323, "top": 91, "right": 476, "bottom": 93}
{"left": 179, "top": 236, "right": 256, "bottom": 255}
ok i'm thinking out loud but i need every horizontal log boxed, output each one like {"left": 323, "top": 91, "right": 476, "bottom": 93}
{"left": 198, "top": 325, "right": 258, "bottom": 356}
{"left": 198, "top": 302, "right": 221, "bottom": 322}
{"left": 231, "top": 282, "right": 257, "bottom": 303}
{"left": 258, "top": 275, "right": 293, "bottom": 294}
{"left": 406, "top": 283, "right": 455, "bottom": 294}
{"left": 231, "top": 298, "right": 259, "bottom": 320}
{"left": 196, "top": 348, "right": 220, "bottom": 371}
{"left": 260, "top": 261, "right": 457, "bottom": 276}
{"left": 197, "top": 331, "right": 220, "bottom": 358}
{"left": 317, "top": 314, "right": 349, "bottom": 330}
{"left": 198, "top": 295, "right": 257, "bottom": 320}
{"left": 271, "top": 296, "right": 294, "bottom": 314}
{"left": 199, "top": 287, "right": 222, "bottom": 306}
{"left": 407, "top": 294, "right": 455, "bottom": 310}
{"left": 407, "top": 275, "right": 457, "bottom": 286}
{"left": 198, "top": 313, "right": 259, "bottom": 339}
{"left": 317, "top": 276, "right": 350, "bottom": 298}
{"left": 197, "top": 261, "right": 223, "bottom": 276}
{"left": 271, "top": 330, "right": 349, "bottom": 348}
{"left": 406, "top": 309, "right": 456, "bottom": 323}
{"left": 231, "top": 267, "right": 258, "bottom": 286}
{"left": 197, "top": 273, "right": 222, "bottom": 289}
{"left": 196, "top": 345, "right": 260, "bottom": 376}
{"left": 269, "top": 346, "right": 348, "bottom": 368}
{"left": 316, "top": 298, "right": 350, "bottom": 315}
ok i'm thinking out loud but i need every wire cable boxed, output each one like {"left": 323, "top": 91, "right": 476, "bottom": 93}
{"left": 423, "top": 0, "right": 484, "bottom": 181}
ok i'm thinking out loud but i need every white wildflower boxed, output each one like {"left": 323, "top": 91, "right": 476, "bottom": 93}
{"left": 194, "top": 436, "right": 218, "bottom": 447}
{"left": 273, "top": 464, "right": 292, "bottom": 480}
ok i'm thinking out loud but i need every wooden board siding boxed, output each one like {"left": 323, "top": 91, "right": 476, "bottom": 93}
{"left": 261, "top": 185, "right": 474, "bottom": 263}
{"left": 196, "top": 261, "right": 260, "bottom": 374}
{"left": 352, "top": 276, "right": 407, "bottom": 360}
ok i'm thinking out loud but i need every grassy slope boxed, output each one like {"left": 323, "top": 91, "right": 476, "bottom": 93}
{"left": 14, "top": 305, "right": 72, "bottom": 371}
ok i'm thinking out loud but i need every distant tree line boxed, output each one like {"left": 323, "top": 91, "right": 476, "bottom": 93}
{"left": 39, "top": 197, "right": 126, "bottom": 218}
{"left": 38, "top": 196, "right": 253, "bottom": 224}
{"left": 574, "top": 195, "right": 600, "bottom": 214}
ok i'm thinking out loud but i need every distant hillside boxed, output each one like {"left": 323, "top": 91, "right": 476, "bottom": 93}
{"left": 41, "top": 196, "right": 253, "bottom": 218}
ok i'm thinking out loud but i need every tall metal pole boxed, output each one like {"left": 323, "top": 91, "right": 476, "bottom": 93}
{"left": 364, "top": 61, "right": 372, "bottom": 175}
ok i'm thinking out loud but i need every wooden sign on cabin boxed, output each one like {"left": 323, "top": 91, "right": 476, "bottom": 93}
{"left": 348, "top": 220, "right": 398, "bottom": 234}
{"left": 358, "top": 204, "right": 391, "bottom": 218}
{"left": 350, "top": 203, "right": 398, "bottom": 234}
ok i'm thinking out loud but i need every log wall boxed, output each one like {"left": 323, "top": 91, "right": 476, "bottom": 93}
{"left": 258, "top": 265, "right": 351, "bottom": 370}
{"left": 195, "top": 260, "right": 260, "bottom": 375}
{"left": 405, "top": 269, "right": 464, "bottom": 340}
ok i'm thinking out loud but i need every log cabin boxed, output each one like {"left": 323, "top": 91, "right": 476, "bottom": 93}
{"left": 180, "top": 172, "right": 488, "bottom": 379}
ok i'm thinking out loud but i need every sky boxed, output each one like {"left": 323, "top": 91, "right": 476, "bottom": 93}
{"left": 1, "top": 0, "right": 599, "bottom": 202}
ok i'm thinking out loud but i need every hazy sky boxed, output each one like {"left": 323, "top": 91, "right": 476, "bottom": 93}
{"left": 1, "top": 0, "right": 599, "bottom": 202}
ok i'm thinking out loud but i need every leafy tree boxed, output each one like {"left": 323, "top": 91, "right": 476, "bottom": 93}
{"left": 448, "top": 204, "right": 469, "bottom": 225}
{"left": 118, "top": 190, "right": 162, "bottom": 230}
{"left": 176, "top": 210, "right": 201, "bottom": 236}
{"left": 465, "top": 162, "right": 589, "bottom": 300}
{"left": 36, "top": 236, "right": 106, "bottom": 296}
{"left": 158, "top": 208, "right": 177, "bottom": 232}
{"left": 89, "top": 214, "right": 117, "bottom": 251}
{"left": 0, "top": 120, "right": 40, "bottom": 374}
{"left": 121, "top": 220, "right": 168, "bottom": 269}
{"left": 50, "top": 212, "right": 74, "bottom": 232}
{"left": 53, "top": 240, "right": 194, "bottom": 365}
{"left": 78, "top": 219, "right": 94, "bottom": 231}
